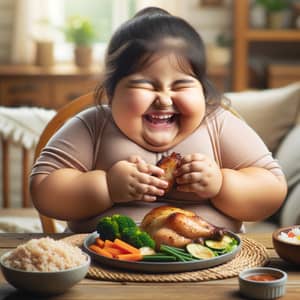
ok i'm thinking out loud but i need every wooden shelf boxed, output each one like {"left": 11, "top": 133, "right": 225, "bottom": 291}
{"left": 247, "top": 30, "right": 300, "bottom": 41}
{"left": 233, "top": 0, "right": 300, "bottom": 91}
{"left": 0, "top": 64, "right": 102, "bottom": 77}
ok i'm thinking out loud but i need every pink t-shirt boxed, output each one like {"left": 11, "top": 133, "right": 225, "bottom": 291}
{"left": 31, "top": 105, "right": 283, "bottom": 233}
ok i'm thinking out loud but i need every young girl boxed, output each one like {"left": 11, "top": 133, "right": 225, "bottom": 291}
{"left": 30, "top": 7, "right": 287, "bottom": 233}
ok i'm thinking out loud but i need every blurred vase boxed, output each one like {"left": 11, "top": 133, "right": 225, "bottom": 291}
{"left": 74, "top": 46, "right": 92, "bottom": 68}
{"left": 35, "top": 41, "right": 54, "bottom": 67}
{"left": 267, "top": 11, "right": 289, "bottom": 29}
{"left": 291, "top": 3, "right": 300, "bottom": 28}
{"left": 250, "top": 3, "right": 266, "bottom": 28}
{"left": 206, "top": 45, "right": 230, "bottom": 67}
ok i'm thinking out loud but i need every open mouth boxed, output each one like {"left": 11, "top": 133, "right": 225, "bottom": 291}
{"left": 143, "top": 113, "right": 177, "bottom": 125}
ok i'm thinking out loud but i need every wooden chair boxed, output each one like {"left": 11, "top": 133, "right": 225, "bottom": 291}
{"left": 34, "top": 93, "right": 95, "bottom": 233}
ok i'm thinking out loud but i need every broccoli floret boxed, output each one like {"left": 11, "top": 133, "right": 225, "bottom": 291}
{"left": 96, "top": 214, "right": 137, "bottom": 241}
{"left": 112, "top": 214, "right": 136, "bottom": 234}
{"left": 96, "top": 216, "right": 120, "bottom": 241}
{"left": 96, "top": 214, "right": 154, "bottom": 248}
{"left": 122, "top": 227, "right": 156, "bottom": 249}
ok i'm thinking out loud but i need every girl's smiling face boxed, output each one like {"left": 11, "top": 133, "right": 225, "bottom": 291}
{"left": 111, "top": 53, "right": 206, "bottom": 152}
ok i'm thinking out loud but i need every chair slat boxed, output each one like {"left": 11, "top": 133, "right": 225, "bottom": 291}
{"left": 22, "top": 147, "right": 31, "bottom": 207}
{"left": 2, "top": 138, "right": 10, "bottom": 208}
{"left": 1, "top": 138, "right": 33, "bottom": 208}
{"left": 40, "top": 214, "right": 57, "bottom": 233}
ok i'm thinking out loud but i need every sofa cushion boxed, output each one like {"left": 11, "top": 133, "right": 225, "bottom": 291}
{"left": 280, "top": 183, "right": 300, "bottom": 226}
{"left": 225, "top": 83, "right": 300, "bottom": 152}
{"left": 275, "top": 125, "right": 300, "bottom": 188}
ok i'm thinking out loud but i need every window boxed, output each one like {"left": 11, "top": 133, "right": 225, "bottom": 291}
{"left": 47, "top": 0, "right": 137, "bottom": 62}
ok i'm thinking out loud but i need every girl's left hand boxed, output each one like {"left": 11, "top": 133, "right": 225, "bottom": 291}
{"left": 175, "top": 153, "right": 222, "bottom": 198}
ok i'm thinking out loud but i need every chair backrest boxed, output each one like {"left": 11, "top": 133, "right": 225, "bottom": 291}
{"left": 34, "top": 93, "right": 95, "bottom": 233}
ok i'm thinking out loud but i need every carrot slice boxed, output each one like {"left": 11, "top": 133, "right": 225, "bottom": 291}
{"left": 103, "top": 247, "right": 124, "bottom": 257}
{"left": 95, "top": 238, "right": 105, "bottom": 248}
{"left": 89, "top": 244, "right": 113, "bottom": 258}
{"left": 116, "top": 253, "right": 143, "bottom": 261}
{"left": 113, "top": 238, "right": 140, "bottom": 254}
{"left": 104, "top": 239, "right": 115, "bottom": 248}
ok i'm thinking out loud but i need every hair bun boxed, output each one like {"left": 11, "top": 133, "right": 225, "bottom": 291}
{"left": 133, "top": 6, "right": 171, "bottom": 18}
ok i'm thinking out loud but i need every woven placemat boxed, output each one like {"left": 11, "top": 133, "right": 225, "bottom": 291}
{"left": 62, "top": 234, "right": 269, "bottom": 282}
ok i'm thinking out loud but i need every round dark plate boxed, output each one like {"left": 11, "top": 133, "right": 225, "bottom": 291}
{"left": 83, "top": 231, "right": 241, "bottom": 273}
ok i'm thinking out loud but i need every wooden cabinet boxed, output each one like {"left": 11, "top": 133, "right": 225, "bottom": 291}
{"left": 0, "top": 63, "right": 229, "bottom": 109}
{"left": 52, "top": 77, "right": 99, "bottom": 108}
{"left": 0, "top": 64, "right": 229, "bottom": 108}
{"left": 233, "top": 1, "right": 300, "bottom": 91}
{"left": 207, "top": 65, "right": 230, "bottom": 93}
{"left": 268, "top": 64, "right": 300, "bottom": 88}
{"left": 0, "top": 78, "right": 51, "bottom": 107}
{"left": 0, "top": 65, "right": 102, "bottom": 109}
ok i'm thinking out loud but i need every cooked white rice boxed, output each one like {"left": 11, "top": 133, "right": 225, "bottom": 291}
{"left": 3, "top": 237, "right": 87, "bottom": 272}
{"left": 278, "top": 227, "right": 300, "bottom": 245}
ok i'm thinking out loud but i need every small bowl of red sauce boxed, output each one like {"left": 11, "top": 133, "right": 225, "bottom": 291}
{"left": 239, "top": 267, "right": 287, "bottom": 299}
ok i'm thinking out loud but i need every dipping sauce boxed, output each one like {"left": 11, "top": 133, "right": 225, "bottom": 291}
{"left": 246, "top": 274, "right": 280, "bottom": 282}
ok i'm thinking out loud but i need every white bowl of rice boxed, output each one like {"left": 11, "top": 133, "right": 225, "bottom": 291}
{"left": 0, "top": 237, "right": 90, "bottom": 295}
{"left": 272, "top": 225, "right": 300, "bottom": 265}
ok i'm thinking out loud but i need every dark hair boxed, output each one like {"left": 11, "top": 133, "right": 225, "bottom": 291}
{"left": 95, "top": 7, "right": 221, "bottom": 107}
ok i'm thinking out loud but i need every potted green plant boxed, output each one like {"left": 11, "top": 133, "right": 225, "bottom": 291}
{"left": 255, "top": 0, "right": 291, "bottom": 28}
{"left": 64, "top": 16, "right": 97, "bottom": 67}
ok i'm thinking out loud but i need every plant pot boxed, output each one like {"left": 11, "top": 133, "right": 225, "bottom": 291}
{"left": 35, "top": 41, "right": 54, "bottom": 67}
{"left": 206, "top": 45, "right": 230, "bottom": 67}
{"left": 74, "top": 46, "right": 92, "bottom": 68}
{"left": 266, "top": 11, "right": 288, "bottom": 29}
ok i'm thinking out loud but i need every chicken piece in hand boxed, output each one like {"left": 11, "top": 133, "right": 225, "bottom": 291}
{"left": 156, "top": 152, "right": 182, "bottom": 192}
{"left": 140, "top": 205, "right": 224, "bottom": 248}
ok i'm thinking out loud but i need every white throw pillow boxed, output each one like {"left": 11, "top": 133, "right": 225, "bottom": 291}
{"left": 0, "top": 216, "right": 65, "bottom": 233}
{"left": 225, "top": 83, "right": 300, "bottom": 152}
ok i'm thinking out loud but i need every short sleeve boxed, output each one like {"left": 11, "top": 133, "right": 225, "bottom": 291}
{"left": 216, "top": 109, "right": 284, "bottom": 177}
{"left": 31, "top": 107, "right": 106, "bottom": 176}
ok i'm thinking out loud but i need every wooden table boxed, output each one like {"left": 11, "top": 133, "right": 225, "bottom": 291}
{"left": 0, "top": 233, "right": 299, "bottom": 299}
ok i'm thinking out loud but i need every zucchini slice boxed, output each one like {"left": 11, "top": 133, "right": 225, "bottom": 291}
{"left": 139, "top": 246, "right": 156, "bottom": 256}
{"left": 186, "top": 243, "right": 215, "bottom": 259}
{"left": 204, "top": 235, "right": 234, "bottom": 250}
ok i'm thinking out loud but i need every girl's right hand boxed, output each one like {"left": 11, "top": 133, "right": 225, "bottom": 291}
{"left": 107, "top": 156, "right": 169, "bottom": 203}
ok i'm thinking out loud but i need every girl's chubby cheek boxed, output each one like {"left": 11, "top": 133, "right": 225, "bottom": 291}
{"left": 176, "top": 97, "right": 205, "bottom": 116}
{"left": 126, "top": 92, "right": 154, "bottom": 113}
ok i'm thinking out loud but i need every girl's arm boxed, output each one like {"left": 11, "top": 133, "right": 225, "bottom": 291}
{"left": 176, "top": 153, "right": 287, "bottom": 222}
{"left": 30, "top": 169, "right": 112, "bottom": 221}
{"left": 211, "top": 167, "right": 287, "bottom": 221}
{"left": 30, "top": 157, "right": 168, "bottom": 221}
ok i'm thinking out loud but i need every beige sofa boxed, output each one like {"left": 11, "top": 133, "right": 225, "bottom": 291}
{"left": 227, "top": 83, "right": 300, "bottom": 227}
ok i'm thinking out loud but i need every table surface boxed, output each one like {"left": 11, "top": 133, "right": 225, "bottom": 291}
{"left": 0, "top": 232, "right": 299, "bottom": 300}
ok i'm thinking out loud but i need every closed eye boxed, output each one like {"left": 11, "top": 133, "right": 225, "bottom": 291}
{"left": 127, "top": 79, "right": 155, "bottom": 90}
{"left": 172, "top": 79, "right": 198, "bottom": 90}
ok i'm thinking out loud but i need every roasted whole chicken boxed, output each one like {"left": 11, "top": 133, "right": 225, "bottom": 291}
{"left": 157, "top": 152, "right": 182, "bottom": 192}
{"left": 140, "top": 206, "right": 224, "bottom": 248}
